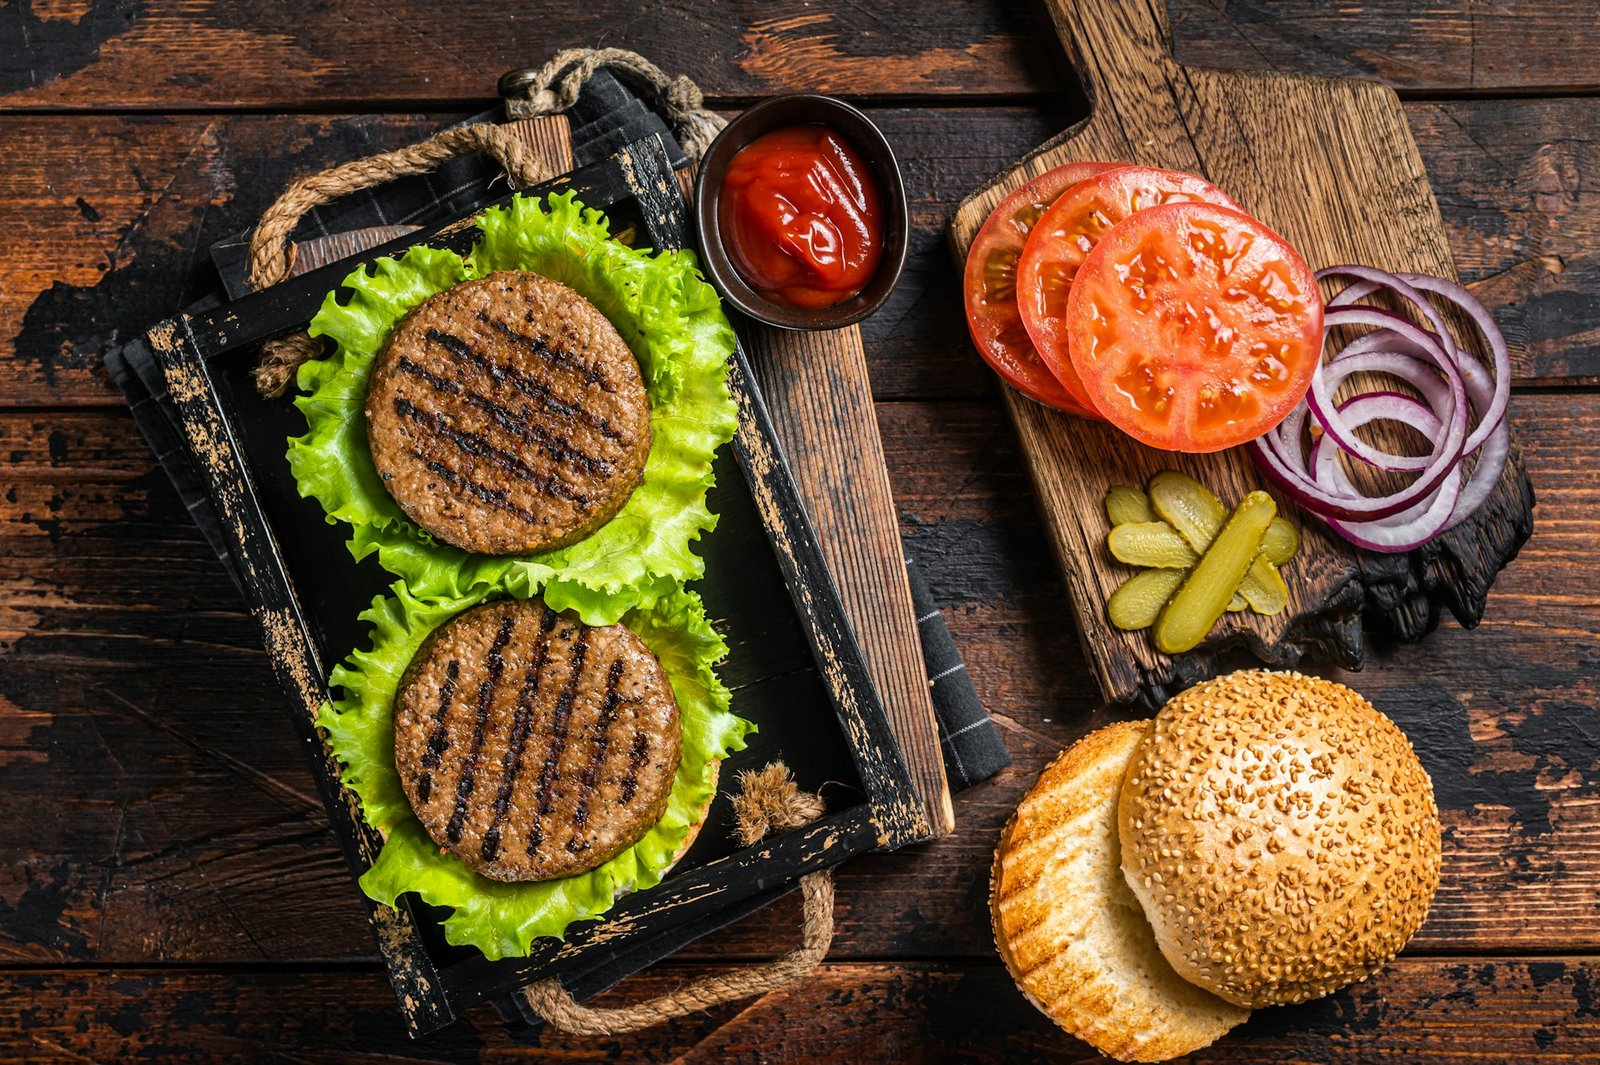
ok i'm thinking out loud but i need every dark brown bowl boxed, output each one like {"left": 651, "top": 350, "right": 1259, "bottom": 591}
{"left": 693, "top": 95, "right": 909, "bottom": 331}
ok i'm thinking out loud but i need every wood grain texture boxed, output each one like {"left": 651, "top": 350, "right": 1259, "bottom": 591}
{"left": 1, "top": 392, "right": 1593, "bottom": 965}
{"left": 948, "top": 0, "right": 1535, "bottom": 705}
{"left": 0, "top": 958, "right": 1596, "bottom": 1061}
{"left": 1166, "top": 0, "right": 1600, "bottom": 95}
{"left": 4, "top": 0, "right": 1598, "bottom": 112}
{"left": 0, "top": 0, "right": 1061, "bottom": 110}
{"left": 744, "top": 327, "right": 953, "bottom": 835}
{"left": 3, "top": 5, "right": 1599, "bottom": 1050}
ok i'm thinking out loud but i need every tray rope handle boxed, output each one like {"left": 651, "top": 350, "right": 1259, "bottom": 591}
{"left": 522, "top": 762, "right": 835, "bottom": 1035}
{"left": 498, "top": 47, "right": 727, "bottom": 162}
{"left": 246, "top": 47, "right": 726, "bottom": 398}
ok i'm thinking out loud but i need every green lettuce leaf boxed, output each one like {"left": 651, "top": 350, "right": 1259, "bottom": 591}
{"left": 288, "top": 192, "right": 739, "bottom": 624}
{"left": 319, "top": 580, "right": 752, "bottom": 960}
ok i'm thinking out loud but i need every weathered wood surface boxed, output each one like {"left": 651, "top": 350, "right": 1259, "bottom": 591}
{"left": 4, "top": 101, "right": 1596, "bottom": 408}
{"left": 2, "top": 1, "right": 1597, "bottom": 110}
{"left": 0, "top": 959, "right": 1597, "bottom": 1062}
{"left": 949, "top": 0, "right": 1536, "bottom": 704}
{"left": 745, "top": 327, "right": 953, "bottom": 835}
{"left": 2, "top": 393, "right": 1594, "bottom": 965}
{"left": 4, "top": 0, "right": 1600, "bottom": 1056}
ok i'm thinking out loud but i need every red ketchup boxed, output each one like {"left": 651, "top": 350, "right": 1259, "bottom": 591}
{"left": 718, "top": 125, "right": 885, "bottom": 309}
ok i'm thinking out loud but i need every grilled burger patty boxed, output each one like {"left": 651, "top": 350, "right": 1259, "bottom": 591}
{"left": 393, "top": 598, "right": 683, "bottom": 883}
{"left": 365, "top": 271, "right": 652, "bottom": 556}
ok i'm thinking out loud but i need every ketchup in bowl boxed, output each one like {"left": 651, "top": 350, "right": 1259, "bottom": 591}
{"left": 717, "top": 125, "right": 885, "bottom": 310}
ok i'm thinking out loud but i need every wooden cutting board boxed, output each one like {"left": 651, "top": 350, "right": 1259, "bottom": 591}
{"left": 949, "top": 0, "right": 1534, "bottom": 707}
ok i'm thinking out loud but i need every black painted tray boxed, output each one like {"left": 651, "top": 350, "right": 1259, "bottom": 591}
{"left": 123, "top": 134, "right": 930, "bottom": 1036}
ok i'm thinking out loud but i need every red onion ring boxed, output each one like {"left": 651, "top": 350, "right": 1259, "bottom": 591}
{"left": 1311, "top": 393, "right": 1464, "bottom": 552}
{"left": 1247, "top": 264, "right": 1511, "bottom": 548}
{"left": 1306, "top": 306, "right": 1468, "bottom": 478}
{"left": 1328, "top": 332, "right": 1510, "bottom": 535}
{"left": 1331, "top": 272, "right": 1510, "bottom": 456}
{"left": 1312, "top": 349, "right": 1455, "bottom": 471}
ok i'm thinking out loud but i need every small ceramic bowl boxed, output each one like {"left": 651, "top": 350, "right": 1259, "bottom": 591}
{"left": 693, "top": 95, "right": 909, "bottom": 331}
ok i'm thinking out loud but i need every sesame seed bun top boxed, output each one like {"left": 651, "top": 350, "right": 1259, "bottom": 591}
{"left": 1117, "top": 670, "right": 1442, "bottom": 1009}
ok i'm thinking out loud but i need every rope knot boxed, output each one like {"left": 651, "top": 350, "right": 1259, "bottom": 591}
{"left": 527, "top": 87, "right": 562, "bottom": 115}
{"left": 663, "top": 74, "right": 704, "bottom": 118}
{"left": 733, "top": 763, "right": 824, "bottom": 845}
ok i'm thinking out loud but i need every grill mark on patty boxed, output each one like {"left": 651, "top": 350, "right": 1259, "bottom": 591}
{"left": 424, "top": 327, "right": 623, "bottom": 441}
{"left": 395, "top": 355, "right": 461, "bottom": 396}
{"left": 480, "top": 607, "right": 562, "bottom": 865}
{"left": 566, "top": 657, "right": 626, "bottom": 850}
{"left": 417, "top": 456, "right": 547, "bottom": 527}
{"left": 414, "top": 659, "right": 461, "bottom": 805}
{"left": 479, "top": 311, "right": 612, "bottom": 391}
{"left": 444, "top": 613, "right": 517, "bottom": 844}
{"left": 394, "top": 359, "right": 614, "bottom": 476}
{"left": 398, "top": 398, "right": 592, "bottom": 507}
{"left": 620, "top": 729, "right": 653, "bottom": 805}
{"left": 524, "top": 628, "right": 591, "bottom": 858}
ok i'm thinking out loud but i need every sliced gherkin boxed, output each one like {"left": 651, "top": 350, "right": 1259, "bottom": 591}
{"left": 1154, "top": 491, "right": 1276, "bottom": 654}
{"left": 1263, "top": 517, "right": 1300, "bottom": 566}
{"left": 1109, "top": 568, "right": 1186, "bottom": 631}
{"left": 1148, "top": 471, "right": 1296, "bottom": 616}
{"left": 1108, "top": 522, "right": 1200, "bottom": 568}
{"left": 1105, "top": 484, "right": 1156, "bottom": 526}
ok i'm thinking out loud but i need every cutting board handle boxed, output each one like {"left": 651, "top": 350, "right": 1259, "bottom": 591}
{"left": 1041, "top": 0, "right": 1173, "bottom": 104}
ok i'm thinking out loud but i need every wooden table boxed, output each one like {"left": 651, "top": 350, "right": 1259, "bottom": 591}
{"left": 3, "top": 3, "right": 1597, "bottom": 1060}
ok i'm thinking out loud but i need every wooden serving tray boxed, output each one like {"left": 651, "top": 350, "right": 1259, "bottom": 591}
{"left": 948, "top": 0, "right": 1534, "bottom": 707}
{"left": 127, "top": 136, "right": 929, "bottom": 1035}
{"left": 244, "top": 103, "right": 954, "bottom": 839}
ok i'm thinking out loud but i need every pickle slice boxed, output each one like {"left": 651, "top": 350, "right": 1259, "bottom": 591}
{"left": 1105, "top": 484, "right": 1156, "bottom": 526}
{"left": 1148, "top": 471, "right": 1295, "bottom": 616}
{"left": 1109, "top": 568, "right": 1186, "bottom": 630}
{"left": 1245, "top": 558, "right": 1289, "bottom": 616}
{"left": 1263, "top": 517, "right": 1300, "bottom": 566}
{"left": 1147, "top": 471, "right": 1229, "bottom": 546}
{"left": 1108, "top": 522, "right": 1200, "bottom": 568}
{"left": 1227, "top": 593, "right": 1248, "bottom": 612}
{"left": 1154, "top": 491, "right": 1276, "bottom": 654}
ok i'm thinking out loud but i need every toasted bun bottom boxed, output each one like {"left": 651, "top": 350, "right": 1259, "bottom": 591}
{"left": 991, "top": 721, "right": 1250, "bottom": 1063}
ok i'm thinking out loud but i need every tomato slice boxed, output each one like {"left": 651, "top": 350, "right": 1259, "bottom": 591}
{"left": 1067, "top": 201, "right": 1323, "bottom": 453}
{"left": 1016, "top": 166, "right": 1240, "bottom": 411}
{"left": 962, "top": 161, "right": 1119, "bottom": 416}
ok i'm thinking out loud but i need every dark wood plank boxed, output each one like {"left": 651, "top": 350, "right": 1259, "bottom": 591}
{"left": 1405, "top": 98, "right": 1600, "bottom": 387}
{"left": 0, "top": 409, "right": 376, "bottom": 962}
{"left": 746, "top": 327, "right": 953, "bottom": 835}
{"left": 4, "top": 1, "right": 1598, "bottom": 112}
{"left": 5, "top": 102, "right": 1596, "bottom": 408}
{"left": 0, "top": 1, "right": 1063, "bottom": 110}
{"left": 1167, "top": 0, "right": 1600, "bottom": 95}
{"left": 1, "top": 392, "right": 1595, "bottom": 963}
{"left": 0, "top": 958, "right": 1596, "bottom": 1061}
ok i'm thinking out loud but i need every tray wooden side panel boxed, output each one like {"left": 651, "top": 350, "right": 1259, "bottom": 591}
{"left": 676, "top": 171, "right": 952, "bottom": 834}
{"left": 744, "top": 327, "right": 954, "bottom": 835}
{"left": 948, "top": 0, "right": 1533, "bottom": 706}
